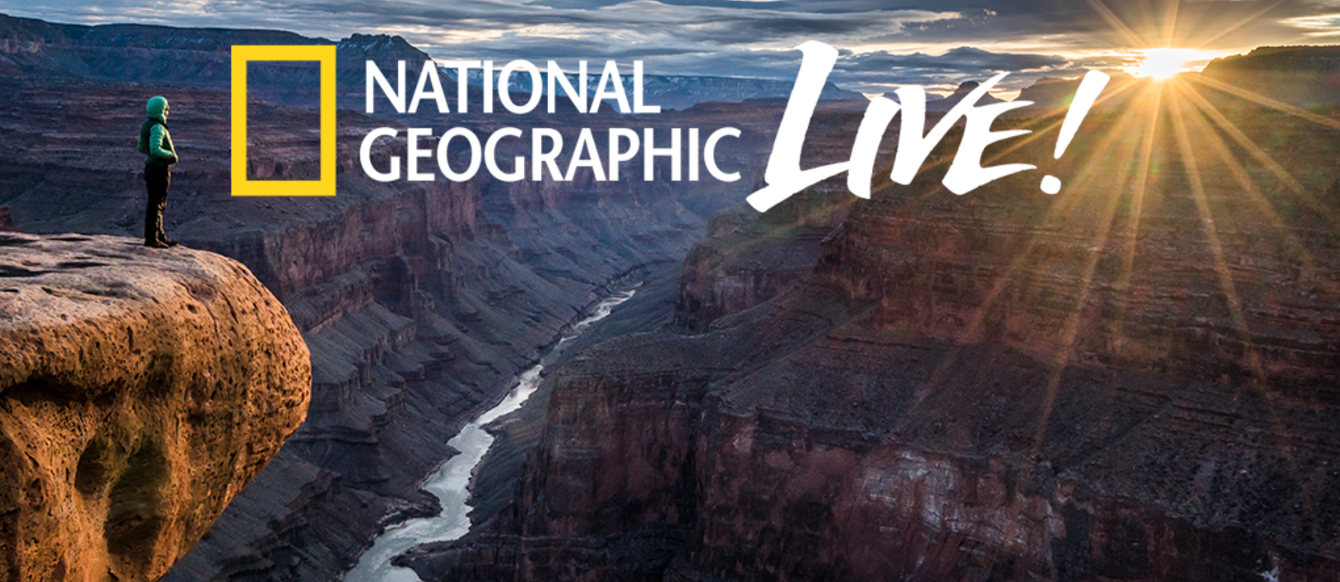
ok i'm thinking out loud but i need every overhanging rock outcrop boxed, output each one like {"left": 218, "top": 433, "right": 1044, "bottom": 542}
{"left": 0, "top": 233, "right": 311, "bottom": 582}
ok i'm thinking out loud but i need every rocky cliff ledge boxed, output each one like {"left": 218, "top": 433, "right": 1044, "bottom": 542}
{"left": 0, "top": 233, "right": 310, "bottom": 582}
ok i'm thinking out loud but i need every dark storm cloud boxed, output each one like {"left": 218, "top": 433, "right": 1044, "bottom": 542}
{"left": 1, "top": 0, "right": 1338, "bottom": 94}
{"left": 224, "top": 0, "right": 945, "bottom": 38}
{"left": 844, "top": 47, "right": 1069, "bottom": 74}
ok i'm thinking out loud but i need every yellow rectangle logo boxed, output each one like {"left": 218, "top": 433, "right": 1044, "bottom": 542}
{"left": 231, "top": 45, "right": 337, "bottom": 196}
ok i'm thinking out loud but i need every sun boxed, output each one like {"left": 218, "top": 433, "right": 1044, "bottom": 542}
{"left": 1132, "top": 48, "right": 1202, "bottom": 80}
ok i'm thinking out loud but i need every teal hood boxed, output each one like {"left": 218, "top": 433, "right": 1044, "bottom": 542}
{"left": 146, "top": 96, "right": 168, "bottom": 122}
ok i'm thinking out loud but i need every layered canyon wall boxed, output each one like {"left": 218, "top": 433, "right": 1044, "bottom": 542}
{"left": 416, "top": 88, "right": 1340, "bottom": 581}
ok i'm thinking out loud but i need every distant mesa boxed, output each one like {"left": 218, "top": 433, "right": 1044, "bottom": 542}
{"left": 614, "top": 74, "right": 865, "bottom": 111}
{"left": 1016, "top": 70, "right": 1140, "bottom": 109}
{"left": 931, "top": 80, "right": 1003, "bottom": 112}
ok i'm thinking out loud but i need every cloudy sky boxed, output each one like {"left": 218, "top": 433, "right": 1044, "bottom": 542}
{"left": 2, "top": 0, "right": 1339, "bottom": 95}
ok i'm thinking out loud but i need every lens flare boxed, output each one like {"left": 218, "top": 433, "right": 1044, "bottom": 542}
{"left": 1132, "top": 48, "right": 1201, "bottom": 79}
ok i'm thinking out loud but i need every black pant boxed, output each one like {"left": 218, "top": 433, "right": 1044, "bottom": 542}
{"left": 144, "top": 163, "right": 170, "bottom": 243}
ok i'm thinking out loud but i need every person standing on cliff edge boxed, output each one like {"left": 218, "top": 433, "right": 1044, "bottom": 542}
{"left": 137, "top": 95, "right": 179, "bottom": 248}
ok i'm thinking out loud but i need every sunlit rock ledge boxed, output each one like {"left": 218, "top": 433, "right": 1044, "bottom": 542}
{"left": 0, "top": 233, "right": 310, "bottom": 582}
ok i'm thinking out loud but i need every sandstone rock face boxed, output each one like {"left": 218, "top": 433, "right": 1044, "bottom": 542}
{"left": 0, "top": 233, "right": 310, "bottom": 582}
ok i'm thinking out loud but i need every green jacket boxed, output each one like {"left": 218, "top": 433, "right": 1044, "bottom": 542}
{"left": 137, "top": 96, "right": 178, "bottom": 167}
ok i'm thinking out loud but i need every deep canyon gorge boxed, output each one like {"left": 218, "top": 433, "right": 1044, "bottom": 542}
{"left": 3, "top": 13, "right": 1340, "bottom": 582}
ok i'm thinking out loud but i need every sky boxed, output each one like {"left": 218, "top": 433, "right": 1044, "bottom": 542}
{"left": 2, "top": 0, "right": 1339, "bottom": 96}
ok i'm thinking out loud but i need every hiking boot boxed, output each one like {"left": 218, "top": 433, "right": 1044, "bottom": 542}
{"left": 145, "top": 240, "right": 170, "bottom": 249}
{"left": 161, "top": 238, "right": 179, "bottom": 247}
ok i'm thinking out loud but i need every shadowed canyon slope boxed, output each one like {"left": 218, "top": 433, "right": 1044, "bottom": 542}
{"left": 407, "top": 84, "right": 1340, "bottom": 581}
{"left": 0, "top": 233, "right": 310, "bottom": 582}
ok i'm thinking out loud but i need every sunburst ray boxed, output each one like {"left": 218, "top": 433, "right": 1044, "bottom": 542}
{"left": 1159, "top": 0, "right": 1181, "bottom": 49}
{"left": 1174, "top": 79, "right": 1340, "bottom": 232}
{"left": 1112, "top": 81, "right": 1164, "bottom": 358}
{"left": 1030, "top": 91, "right": 1154, "bottom": 449}
{"left": 1192, "top": 76, "right": 1340, "bottom": 133}
{"left": 1087, "top": 0, "right": 1149, "bottom": 48}
{"left": 1171, "top": 79, "right": 1335, "bottom": 298}
{"left": 1192, "top": 0, "right": 1289, "bottom": 48}
{"left": 1167, "top": 93, "right": 1299, "bottom": 471}
{"left": 896, "top": 97, "right": 1149, "bottom": 431}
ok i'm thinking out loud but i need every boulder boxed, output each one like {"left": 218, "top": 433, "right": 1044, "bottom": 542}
{"left": 0, "top": 233, "right": 310, "bottom": 582}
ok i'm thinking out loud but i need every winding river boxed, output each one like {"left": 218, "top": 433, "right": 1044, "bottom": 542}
{"left": 343, "top": 287, "right": 638, "bottom": 582}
